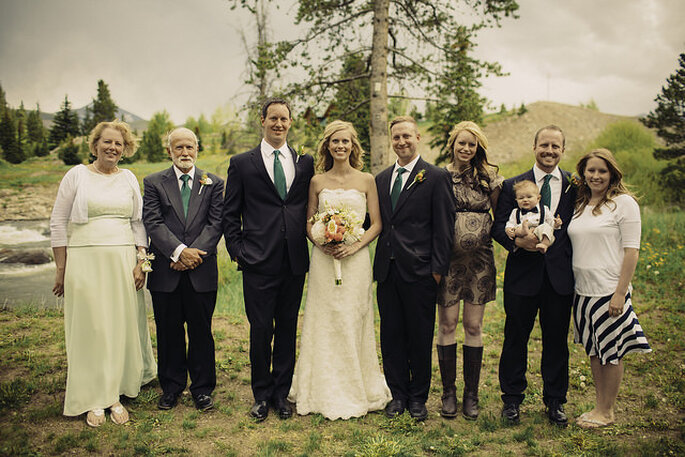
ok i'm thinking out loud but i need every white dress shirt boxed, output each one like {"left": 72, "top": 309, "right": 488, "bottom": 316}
{"left": 390, "top": 154, "right": 421, "bottom": 194}
{"left": 533, "top": 164, "right": 562, "bottom": 215}
{"left": 260, "top": 138, "right": 295, "bottom": 192}
{"left": 170, "top": 165, "right": 197, "bottom": 262}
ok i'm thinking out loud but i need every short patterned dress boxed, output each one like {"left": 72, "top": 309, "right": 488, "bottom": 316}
{"left": 438, "top": 165, "right": 503, "bottom": 307}
{"left": 567, "top": 194, "right": 651, "bottom": 365}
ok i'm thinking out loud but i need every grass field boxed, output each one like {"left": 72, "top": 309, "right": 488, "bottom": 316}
{"left": 1, "top": 212, "right": 683, "bottom": 456}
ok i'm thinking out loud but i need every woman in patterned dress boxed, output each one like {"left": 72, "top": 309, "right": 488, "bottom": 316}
{"left": 568, "top": 149, "right": 651, "bottom": 428}
{"left": 436, "top": 121, "right": 503, "bottom": 419}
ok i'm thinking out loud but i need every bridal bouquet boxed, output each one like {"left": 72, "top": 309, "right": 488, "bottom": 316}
{"left": 310, "top": 205, "right": 365, "bottom": 285}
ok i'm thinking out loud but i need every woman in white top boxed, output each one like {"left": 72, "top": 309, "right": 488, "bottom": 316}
{"left": 567, "top": 148, "right": 651, "bottom": 429}
{"left": 50, "top": 120, "right": 156, "bottom": 427}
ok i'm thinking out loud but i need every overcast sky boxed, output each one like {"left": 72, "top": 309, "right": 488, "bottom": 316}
{"left": 1, "top": 0, "right": 683, "bottom": 123}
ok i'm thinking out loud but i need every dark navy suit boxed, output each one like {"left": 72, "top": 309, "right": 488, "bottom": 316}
{"left": 374, "top": 157, "right": 455, "bottom": 403}
{"left": 222, "top": 145, "right": 314, "bottom": 402}
{"left": 492, "top": 168, "right": 575, "bottom": 406}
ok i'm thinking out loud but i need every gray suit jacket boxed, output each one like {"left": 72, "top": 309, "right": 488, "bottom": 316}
{"left": 143, "top": 166, "right": 224, "bottom": 293}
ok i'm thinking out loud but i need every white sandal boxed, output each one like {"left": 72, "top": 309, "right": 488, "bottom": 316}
{"left": 110, "top": 402, "right": 129, "bottom": 425}
{"left": 86, "top": 409, "right": 106, "bottom": 427}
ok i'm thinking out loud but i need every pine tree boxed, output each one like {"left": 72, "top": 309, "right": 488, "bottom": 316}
{"left": 138, "top": 110, "right": 174, "bottom": 162}
{"left": 58, "top": 136, "right": 82, "bottom": 165}
{"left": 36, "top": 137, "right": 50, "bottom": 157}
{"left": 232, "top": 0, "right": 519, "bottom": 172}
{"left": 640, "top": 53, "right": 685, "bottom": 203}
{"left": 27, "top": 103, "right": 45, "bottom": 144}
{"left": 16, "top": 101, "right": 27, "bottom": 157}
{"left": 0, "top": 83, "right": 7, "bottom": 118}
{"left": 49, "top": 95, "right": 80, "bottom": 148}
{"left": 428, "top": 28, "right": 488, "bottom": 164}
{"left": 84, "top": 80, "right": 119, "bottom": 132}
{"left": 0, "top": 109, "right": 24, "bottom": 163}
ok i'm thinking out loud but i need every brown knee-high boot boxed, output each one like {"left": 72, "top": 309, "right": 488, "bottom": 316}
{"left": 437, "top": 343, "right": 458, "bottom": 418}
{"left": 462, "top": 345, "right": 483, "bottom": 420}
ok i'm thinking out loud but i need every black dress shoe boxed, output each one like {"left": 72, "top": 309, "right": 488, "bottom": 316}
{"left": 546, "top": 400, "right": 568, "bottom": 427}
{"left": 158, "top": 392, "right": 179, "bottom": 410}
{"left": 408, "top": 401, "right": 428, "bottom": 421}
{"left": 250, "top": 400, "right": 269, "bottom": 421}
{"left": 272, "top": 397, "right": 292, "bottom": 419}
{"left": 193, "top": 394, "right": 214, "bottom": 412}
{"left": 501, "top": 402, "right": 520, "bottom": 424}
{"left": 384, "top": 398, "right": 406, "bottom": 418}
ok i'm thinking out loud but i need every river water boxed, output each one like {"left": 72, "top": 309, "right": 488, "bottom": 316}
{"left": 0, "top": 220, "right": 58, "bottom": 307}
{"left": 0, "top": 220, "right": 151, "bottom": 309}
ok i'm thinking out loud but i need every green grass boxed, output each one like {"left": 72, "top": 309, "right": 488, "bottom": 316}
{"left": 0, "top": 211, "right": 683, "bottom": 456}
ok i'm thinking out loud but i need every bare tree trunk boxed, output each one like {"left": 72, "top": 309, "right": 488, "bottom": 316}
{"left": 369, "top": 0, "right": 390, "bottom": 174}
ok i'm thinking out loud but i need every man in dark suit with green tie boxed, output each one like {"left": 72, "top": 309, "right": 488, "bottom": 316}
{"left": 143, "top": 127, "right": 224, "bottom": 412}
{"left": 223, "top": 98, "right": 315, "bottom": 421}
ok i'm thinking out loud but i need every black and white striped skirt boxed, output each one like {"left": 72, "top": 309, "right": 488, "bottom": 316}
{"left": 573, "top": 292, "right": 651, "bottom": 365}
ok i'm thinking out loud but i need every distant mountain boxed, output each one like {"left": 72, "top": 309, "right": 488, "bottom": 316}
{"left": 40, "top": 105, "right": 148, "bottom": 132}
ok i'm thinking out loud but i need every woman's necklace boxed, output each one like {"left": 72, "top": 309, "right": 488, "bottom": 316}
{"left": 92, "top": 161, "right": 119, "bottom": 175}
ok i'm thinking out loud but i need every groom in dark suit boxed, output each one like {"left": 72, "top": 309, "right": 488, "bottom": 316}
{"left": 223, "top": 98, "right": 314, "bottom": 421}
{"left": 491, "top": 125, "right": 576, "bottom": 427}
{"left": 143, "top": 127, "right": 224, "bottom": 412}
{"left": 374, "top": 116, "right": 455, "bottom": 420}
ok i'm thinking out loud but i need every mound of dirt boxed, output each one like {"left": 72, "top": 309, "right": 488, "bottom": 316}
{"left": 422, "top": 101, "right": 641, "bottom": 165}
{"left": 483, "top": 101, "right": 639, "bottom": 164}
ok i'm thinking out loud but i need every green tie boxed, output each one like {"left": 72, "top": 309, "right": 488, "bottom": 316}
{"left": 273, "top": 150, "right": 287, "bottom": 200}
{"left": 180, "top": 174, "right": 191, "bottom": 217}
{"left": 391, "top": 167, "right": 407, "bottom": 210}
{"left": 540, "top": 174, "right": 552, "bottom": 209}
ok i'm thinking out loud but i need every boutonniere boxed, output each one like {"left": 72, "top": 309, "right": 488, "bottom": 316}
{"left": 137, "top": 252, "right": 156, "bottom": 273}
{"left": 296, "top": 145, "right": 306, "bottom": 163}
{"left": 406, "top": 169, "right": 427, "bottom": 190}
{"left": 564, "top": 172, "right": 581, "bottom": 193}
{"left": 198, "top": 173, "right": 213, "bottom": 194}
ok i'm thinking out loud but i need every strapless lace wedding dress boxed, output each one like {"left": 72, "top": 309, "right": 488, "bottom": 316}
{"left": 288, "top": 188, "right": 391, "bottom": 419}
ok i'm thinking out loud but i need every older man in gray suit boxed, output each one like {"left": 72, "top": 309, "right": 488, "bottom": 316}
{"left": 143, "top": 127, "right": 224, "bottom": 412}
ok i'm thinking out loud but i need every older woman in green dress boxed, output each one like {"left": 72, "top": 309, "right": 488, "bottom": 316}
{"left": 51, "top": 120, "right": 156, "bottom": 427}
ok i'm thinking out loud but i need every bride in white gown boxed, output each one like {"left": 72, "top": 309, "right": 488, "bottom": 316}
{"left": 288, "top": 120, "right": 391, "bottom": 420}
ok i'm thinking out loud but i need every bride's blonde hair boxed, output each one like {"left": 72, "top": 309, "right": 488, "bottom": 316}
{"left": 315, "top": 120, "right": 365, "bottom": 172}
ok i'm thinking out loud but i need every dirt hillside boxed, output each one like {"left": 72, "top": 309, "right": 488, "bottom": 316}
{"left": 422, "top": 101, "right": 640, "bottom": 164}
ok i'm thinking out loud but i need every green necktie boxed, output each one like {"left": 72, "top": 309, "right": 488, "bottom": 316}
{"left": 273, "top": 150, "right": 287, "bottom": 200}
{"left": 391, "top": 167, "right": 407, "bottom": 210}
{"left": 540, "top": 174, "right": 552, "bottom": 209}
{"left": 180, "top": 174, "right": 191, "bottom": 217}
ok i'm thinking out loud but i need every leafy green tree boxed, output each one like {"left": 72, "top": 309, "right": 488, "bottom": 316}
{"left": 232, "top": 0, "right": 518, "bottom": 172}
{"left": 0, "top": 108, "right": 24, "bottom": 163}
{"left": 194, "top": 126, "right": 204, "bottom": 152}
{"left": 640, "top": 53, "right": 685, "bottom": 204}
{"left": 326, "top": 53, "right": 371, "bottom": 167}
{"left": 427, "top": 27, "right": 490, "bottom": 164}
{"left": 58, "top": 136, "right": 82, "bottom": 165}
{"left": 49, "top": 95, "right": 80, "bottom": 148}
{"left": 138, "top": 110, "right": 174, "bottom": 162}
